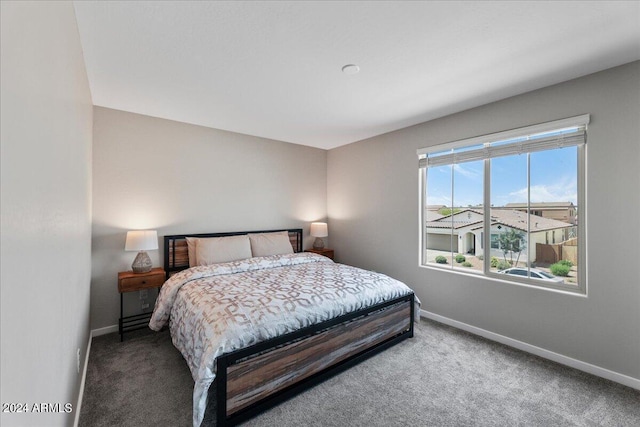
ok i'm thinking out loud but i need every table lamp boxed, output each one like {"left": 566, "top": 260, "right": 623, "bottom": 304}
{"left": 310, "top": 222, "right": 328, "bottom": 250}
{"left": 125, "top": 230, "right": 158, "bottom": 273}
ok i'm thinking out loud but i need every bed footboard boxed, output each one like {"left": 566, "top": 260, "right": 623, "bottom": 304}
{"left": 215, "top": 293, "right": 414, "bottom": 426}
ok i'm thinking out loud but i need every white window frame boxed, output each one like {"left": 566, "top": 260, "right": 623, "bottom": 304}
{"left": 418, "top": 115, "right": 588, "bottom": 295}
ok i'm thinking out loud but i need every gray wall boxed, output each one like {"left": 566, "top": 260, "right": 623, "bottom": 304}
{"left": 328, "top": 62, "right": 640, "bottom": 380}
{"left": 91, "top": 107, "right": 327, "bottom": 329}
{"left": 1, "top": 2, "right": 93, "bottom": 426}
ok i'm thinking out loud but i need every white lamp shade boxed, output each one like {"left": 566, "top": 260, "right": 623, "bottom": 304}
{"left": 125, "top": 230, "right": 158, "bottom": 251}
{"left": 310, "top": 222, "right": 328, "bottom": 237}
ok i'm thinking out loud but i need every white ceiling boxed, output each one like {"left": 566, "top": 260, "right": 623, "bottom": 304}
{"left": 73, "top": 1, "right": 640, "bottom": 150}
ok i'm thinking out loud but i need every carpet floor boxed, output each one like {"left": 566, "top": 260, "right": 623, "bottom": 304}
{"left": 79, "top": 319, "right": 640, "bottom": 427}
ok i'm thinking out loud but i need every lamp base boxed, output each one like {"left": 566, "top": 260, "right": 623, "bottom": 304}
{"left": 132, "top": 251, "right": 153, "bottom": 273}
{"left": 312, "top": 237, "right": 325, "bottom": 250}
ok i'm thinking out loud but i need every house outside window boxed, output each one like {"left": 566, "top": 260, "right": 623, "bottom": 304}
{"left": 418, "top": 115, "right": 588, "bottom": 294}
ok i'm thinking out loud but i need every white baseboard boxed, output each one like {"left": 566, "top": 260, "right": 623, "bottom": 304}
{"left": 91, "top": 324, "right": 118, "bottom": 337}
{"left": 420, "top": 309, "right": 640, "bottom": 391}
{"left": 73, "top": 332, "right": 92, "bottom": 427}
{"left": 73, "top": 324, "right": 117, "bottom": 426}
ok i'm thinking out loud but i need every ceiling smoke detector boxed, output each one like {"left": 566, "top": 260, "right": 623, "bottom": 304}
{"left": 341, "top": 64, "right": 360, "bottom": 75}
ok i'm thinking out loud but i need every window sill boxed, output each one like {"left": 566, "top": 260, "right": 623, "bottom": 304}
{"left": 418, "top": 263, "right": 587, "bottom": 297}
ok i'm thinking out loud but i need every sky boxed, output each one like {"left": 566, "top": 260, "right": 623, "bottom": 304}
{"left": 426, "top": 146, "right": 578, "bottom": 208}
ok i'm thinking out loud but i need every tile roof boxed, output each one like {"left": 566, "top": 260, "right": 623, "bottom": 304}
{"left": 503, "top": 202, "right": 575, "bottom": 209}
{"left": 425, "top": 210, "right": 445, "bottom": 221}
{"left": 490, "top": 209, "right": 572, "bottom": 232}
{"left": 428, "top": 208, "right": 573, "bottom": 232}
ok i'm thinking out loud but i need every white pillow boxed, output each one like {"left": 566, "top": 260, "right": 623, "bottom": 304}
{"left": 185, "top": 237, "right": 198, "bottom": 267}
{"left": 248, "top": 231, "right": 294, "bottom": 257}
{"left": 194, "top": 235, "right": 252, "bottom": 266}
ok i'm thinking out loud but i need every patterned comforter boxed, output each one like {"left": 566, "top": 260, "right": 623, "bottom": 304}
{"left": 149, "top": 252, "right": 418, "bottom": 426}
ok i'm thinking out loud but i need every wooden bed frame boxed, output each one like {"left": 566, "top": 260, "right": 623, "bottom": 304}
{"left": 163, "top": 228, "right": 415, "bottom": 426}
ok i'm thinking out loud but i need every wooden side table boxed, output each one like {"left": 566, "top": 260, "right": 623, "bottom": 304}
{"left": 117, "top": 267, "right": 165, "bottom": 341}
{"left": 304, "top": 248, "right": 335, "bottom": 260}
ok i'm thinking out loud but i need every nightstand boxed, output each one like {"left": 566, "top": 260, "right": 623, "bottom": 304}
{"left": 304, "top": 248, "right": 335, "bottom": 260}
{"left": 117, "top": 267, "right": 165, "bottom": 341}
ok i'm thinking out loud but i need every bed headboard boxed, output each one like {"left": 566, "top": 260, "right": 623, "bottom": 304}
{"left": 163, "top": 228, "right": 303, "bottom": 278}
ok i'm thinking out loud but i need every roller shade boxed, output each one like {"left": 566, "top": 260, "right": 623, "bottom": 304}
{"left": 418, "top": 114, "right": 589, "bottom": 168}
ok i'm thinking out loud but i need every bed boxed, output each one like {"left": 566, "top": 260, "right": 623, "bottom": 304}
{"left": 150, "top": 228, "right": 417, "bottom": 426}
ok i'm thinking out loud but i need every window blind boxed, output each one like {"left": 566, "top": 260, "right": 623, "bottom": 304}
{"left": 418, "top": 114, "right": 589, "bottom": 168}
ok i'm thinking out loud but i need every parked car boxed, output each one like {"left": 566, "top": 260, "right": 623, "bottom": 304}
{"left": 497, "top": 267, "right": 564, "bottom": 283}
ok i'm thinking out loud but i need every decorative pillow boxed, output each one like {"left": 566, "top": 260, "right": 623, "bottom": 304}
{"left": 185, "top": 237, "right": 198, "bottom": 267}
{"left": 194, "top": 235, "right": 252, "bottom": 266}
{"left": 248, "top": 231, "right": 294, "bottom": 257}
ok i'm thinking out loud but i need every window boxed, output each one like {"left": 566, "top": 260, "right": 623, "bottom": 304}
{"left": 418, "top": 115, "right": 588, "bottom": 293}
